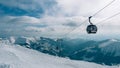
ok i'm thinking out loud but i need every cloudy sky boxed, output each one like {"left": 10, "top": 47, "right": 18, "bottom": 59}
{"left": 0, "top": 0, "right": 120, "bottom": 40}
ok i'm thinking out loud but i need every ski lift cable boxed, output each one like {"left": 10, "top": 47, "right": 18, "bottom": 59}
{"left": 96, "top": 12, "right": 120, "bottom": 25}
{"left": 63, "top": 0, "right": 116, "bottom": 38}
{"left": 62, "top": 20, "right": 88, "bottom": 38}
{"left": 92, "top": 0, "right": 116, "bottom": 17}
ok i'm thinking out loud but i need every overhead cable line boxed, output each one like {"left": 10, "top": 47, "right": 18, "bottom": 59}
{"left": 92, "top": 0, "right": 116, "bottom": 17}
{"left": 63, "top": 0, "right": 116, "bottom": 38}
{"left": 96, "top": 12, "right": 120, "bottom": 25}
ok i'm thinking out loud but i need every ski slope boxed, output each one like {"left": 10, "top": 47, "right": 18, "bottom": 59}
{"left": 0, "top": 42, "right": 119, "bottom": 68}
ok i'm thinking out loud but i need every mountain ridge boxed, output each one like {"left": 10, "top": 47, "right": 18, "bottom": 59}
{"left": 0, "top": 36, "right": 120, "bottom": 65}
{"left": 0, "top": 41, "right": 118, "bottom": 68}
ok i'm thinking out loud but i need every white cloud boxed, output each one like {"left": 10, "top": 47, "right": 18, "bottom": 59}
{"left": 11, "top": 16, "right": 41, "bottom": 24}
{"left": 0, "top": 0, "right": 56, "bottom": 11}
{"left": 25, "top": 27, "right": 42, "bottom": 32}
{"left": 0, "top": 0, "right": 120, "bottom": 39}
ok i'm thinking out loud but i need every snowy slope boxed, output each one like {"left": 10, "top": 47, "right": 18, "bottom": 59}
{"left": 65, "top": 39, "right": 120, "bottom": 65}
{"left": 99, "top": 39, "right": 120, "bottom": 56}
{"left": 0, "top": 42, "right": 118, "bottom": 68}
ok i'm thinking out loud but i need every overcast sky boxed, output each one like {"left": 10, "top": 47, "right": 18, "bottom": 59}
{"left": 0, "top": 0, "right": 120, "bottom": 40}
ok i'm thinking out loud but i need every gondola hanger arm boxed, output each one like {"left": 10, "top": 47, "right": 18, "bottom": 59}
{"left": 89, "top": 16, "right": 93, "bottom": 25}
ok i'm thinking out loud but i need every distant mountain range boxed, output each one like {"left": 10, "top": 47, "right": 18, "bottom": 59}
{"left": 1, "top": 36, "right": 120, "bottom": 65}
{"left": 70, "top": 39, "right": 120, "bottom": 65}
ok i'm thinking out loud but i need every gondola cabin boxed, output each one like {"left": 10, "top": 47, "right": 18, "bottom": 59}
{"left": 86, "top": 24, "right": 97, "bottom": 34}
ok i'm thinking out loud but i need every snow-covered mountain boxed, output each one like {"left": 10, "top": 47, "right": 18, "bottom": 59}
{"left": 1, "top": 37, "right": 120, "bottom": 65}
{"left": 99, "top": 39, "right": 120, "bottom": 57}
{"left": 71, "top": 39, "right": 120, "bottom": 65}
{"left": 0, "top": 42, "right": 119, "bottom": 68}
{"left": 10, "top": 37, "right": 93, "bottom": 56}
{"left": 8, "top": 36, "right": 62, "bottom": 56}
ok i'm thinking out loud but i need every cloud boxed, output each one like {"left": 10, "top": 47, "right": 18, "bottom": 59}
{"left": 62, "top": 22, "right": 78, "bottom": 27}
{"left": 25, "top": 27, "right": 42, "bottom": 32}
{"left": 0, "top": 0, "right": 120, "bottom": 39}
{"left": 0, "top": 0, "right": 56, "bottom": 10}
{"left": 0, "top": 0, "right": 58, "bottom": 17}
{"left": 9, "top": 16, "right": 40, "bottom": 24}
{"left": 25, "top": 26, "right": 55, "bottom": 32}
